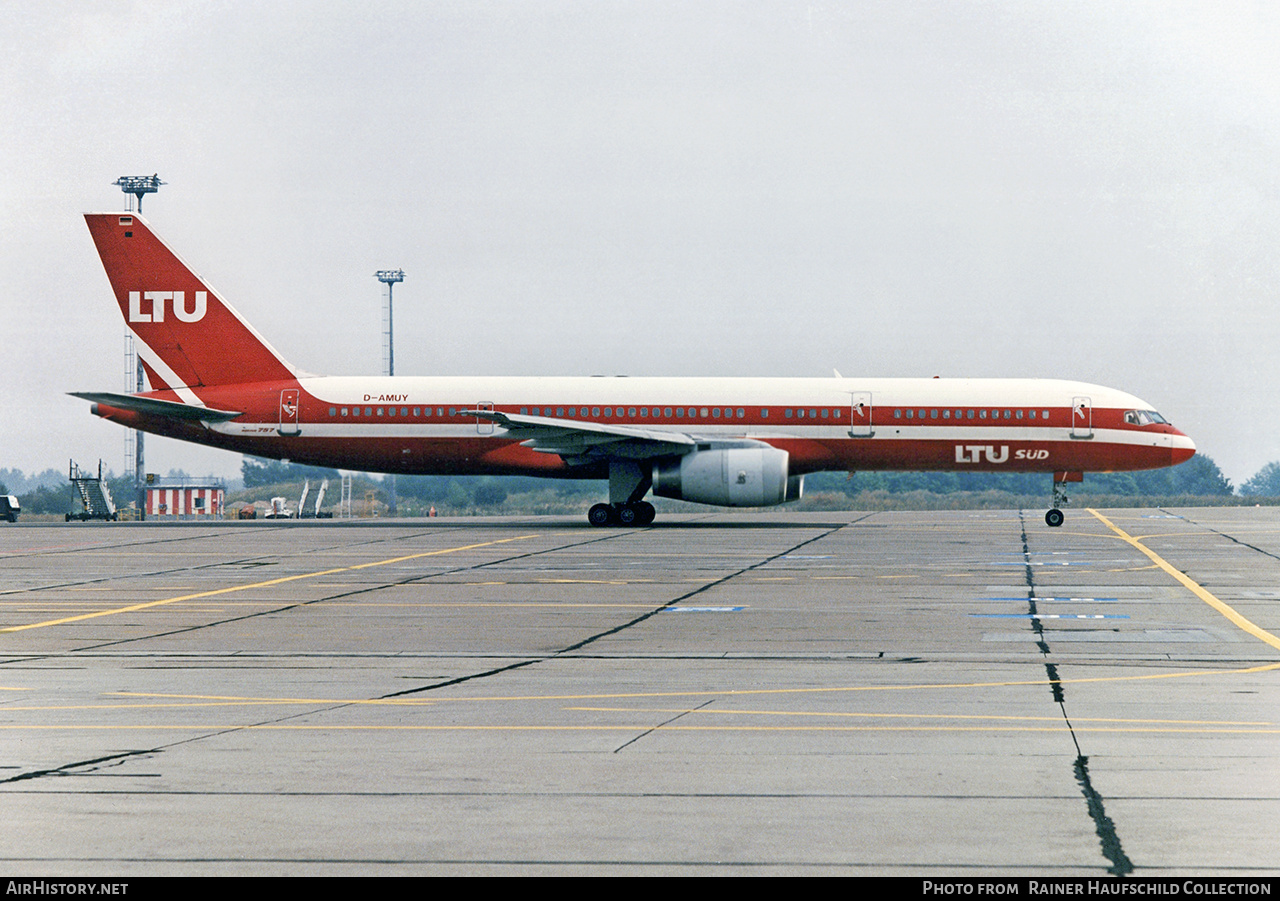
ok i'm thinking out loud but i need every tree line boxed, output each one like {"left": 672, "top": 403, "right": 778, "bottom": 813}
{"left": 8, "top": 453, "right": 1280, "bottom": 517}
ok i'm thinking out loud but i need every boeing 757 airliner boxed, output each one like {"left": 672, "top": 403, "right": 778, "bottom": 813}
{"left": 75, "top": 213, "right": 1196, "bottom": 526}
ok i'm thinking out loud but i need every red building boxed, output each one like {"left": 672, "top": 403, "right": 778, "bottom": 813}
{"left": 146, "top": 482, "right": 226, "bottom": 518}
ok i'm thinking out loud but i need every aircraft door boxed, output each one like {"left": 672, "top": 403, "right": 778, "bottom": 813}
{"left": 476, "top": 402, "right": 494, "bottom": 435}
{"left": 848, "top": 392, "right": 874, "bottom": 438}
{"left": 278, "top": 389, "right": 301, "bottom": 436}
{"left": 1071, "top": 396, "right": 1093, "bottom": 439}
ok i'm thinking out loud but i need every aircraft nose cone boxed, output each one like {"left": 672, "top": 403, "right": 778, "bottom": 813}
{"left": 1170, "top": 430, "right": 1196, "bottom": 466}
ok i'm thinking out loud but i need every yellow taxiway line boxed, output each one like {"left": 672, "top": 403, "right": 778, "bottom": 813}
{"left": 0, "top": 535, "right": 534, "bottom": 634}
{"left": 1088, "top": 509, "right": 1280, "bottom": 652}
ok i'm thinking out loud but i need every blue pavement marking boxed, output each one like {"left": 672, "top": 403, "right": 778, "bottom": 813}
{"left": 994, "top": 551, "right": 1087, "bottom": 555}
{"left": 982, "top": 597, "right": 1119, "bottom": 602}
{"left": 970, "top": 613, "right": 1130, "bottom": 620}
{"left": 663, "top": 606, "right": 747, "bottom": 613}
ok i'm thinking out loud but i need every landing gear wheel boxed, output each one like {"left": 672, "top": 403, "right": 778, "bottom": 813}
{"left": 1045, "top": 508, "right": 1065, "bottom": 528}
{"left": 613, "top": 501, "right": 656, "bottom": 526}
{"left": 588, "top": 503, "right": 617, "bottom": 527}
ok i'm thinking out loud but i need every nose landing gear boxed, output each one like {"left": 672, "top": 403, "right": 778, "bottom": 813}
{"left": 1046, "top": 471, "right": 1082, "bottom": 527}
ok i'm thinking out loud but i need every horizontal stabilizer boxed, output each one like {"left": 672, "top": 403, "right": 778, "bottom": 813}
{"left": 69, "top": 392, "right": 243, "bottom": 422}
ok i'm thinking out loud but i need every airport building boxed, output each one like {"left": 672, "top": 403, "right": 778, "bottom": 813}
{"left": 145, "top": 478, "right": 226, "bottom": 518}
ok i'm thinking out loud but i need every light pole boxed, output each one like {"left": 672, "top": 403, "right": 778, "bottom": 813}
{"left": 375, "top": 269, "right": 405, "bottom": 376}
{"left": 113, "top": 174, "right": 165, "bottom": 213}
{"left": 114, "top": 175, "right": 165, "bottom": 518}
{"left": 375, "top": 270, "right": 405, "bottom": 514}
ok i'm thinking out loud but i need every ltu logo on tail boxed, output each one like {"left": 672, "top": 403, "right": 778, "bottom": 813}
{"left": 128, "top": 291, "right": 207, "bottom": 323}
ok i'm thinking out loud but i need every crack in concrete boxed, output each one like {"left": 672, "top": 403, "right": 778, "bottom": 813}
{"left": 1019, "top": 509, "right": 1133, "bottom": 876}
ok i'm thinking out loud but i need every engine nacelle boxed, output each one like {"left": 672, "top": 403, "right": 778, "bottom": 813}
{"left": 651, "top": 447, "right": 798, "bottom": 507}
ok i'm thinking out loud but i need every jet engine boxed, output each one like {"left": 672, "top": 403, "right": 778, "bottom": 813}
{"left": 651, "top": 446, "right": 803, "bottom": 507}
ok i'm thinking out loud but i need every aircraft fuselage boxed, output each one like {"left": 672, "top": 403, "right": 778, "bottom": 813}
{"left": 90, "top": 374, "right": 1193, "bottom": 478}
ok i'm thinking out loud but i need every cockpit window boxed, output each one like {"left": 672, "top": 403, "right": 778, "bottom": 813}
{"left": 1125, "top": 410, "right": 1169, "bottom": 426}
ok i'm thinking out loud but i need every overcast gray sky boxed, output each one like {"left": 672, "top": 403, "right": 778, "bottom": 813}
{"left": 2, "top": 1, "right": 1277, "bottom": 487}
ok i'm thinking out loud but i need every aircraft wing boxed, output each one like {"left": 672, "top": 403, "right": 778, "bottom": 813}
{"left": 463, "top": 409, "right": 697, "bottom": 462}
{"left": 69, "top": 392, "right": 244, "bottom": 423}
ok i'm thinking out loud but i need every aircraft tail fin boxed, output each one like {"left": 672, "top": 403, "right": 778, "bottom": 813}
{"left": 84, "top": 213, "right": 298, "bottom": 390}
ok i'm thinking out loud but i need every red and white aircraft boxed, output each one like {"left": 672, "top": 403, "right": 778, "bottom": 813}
{"left": 76, "top": 213, "right": 1195, "bottom": 527}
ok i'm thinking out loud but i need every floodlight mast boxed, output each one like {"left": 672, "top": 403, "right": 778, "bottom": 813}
{"left": 375, "top": 269, "right": 405, "bottom": 377}
{"left": 112, "top": 175, "right": 163, "bottom": 518}
{"left": 113, "top": 174, "right": 165, "bottom": 212}
{"left": 374, "top": 269, "right": 405, "bottom": 515}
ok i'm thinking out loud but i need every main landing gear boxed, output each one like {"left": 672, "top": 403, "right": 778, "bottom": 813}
{"left": 588, "top": 501, "right": 656, "bottom": 527}
{"left": 588, "top": 459, "right": 656, "bottom": 526}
